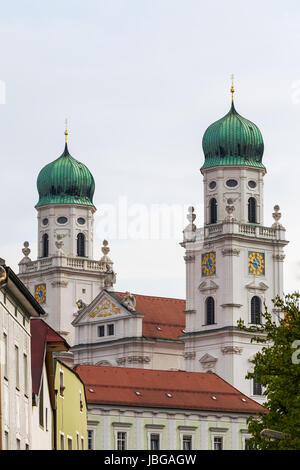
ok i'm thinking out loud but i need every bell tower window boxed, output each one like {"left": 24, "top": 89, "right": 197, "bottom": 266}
{"left": 42, "top": 234, "right": 49, "bottom": 258}
{"left": 206, "top": 297, "right": 215, "bottom": 325}
{"left": 77, "top": 233, "right": 85, "bottom": 257}
{"left": 209, "top": 198, "right": 217, "bottom": 224}
{"left": 250, "top": 296, "right": 261, "bottom": 324}
{"left": 248, "top": 197, "right": 257, "bottom": 223}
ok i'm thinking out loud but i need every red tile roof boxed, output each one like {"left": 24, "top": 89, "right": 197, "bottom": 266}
{"left": 116, "top": 292, "right": 186, "bottom": 341}
{"left": 31, "top": 319, "right": 69, "bottom": 396}
{"left": 75, "top": 365, "right": 266, "bottom": 415}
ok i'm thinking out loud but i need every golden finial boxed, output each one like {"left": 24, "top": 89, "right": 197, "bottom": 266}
{"left": 65, "top": 118, "right": 68, "bottom": 143}
{"left": 230, "top": 74, "right": 235, "bottom": 101}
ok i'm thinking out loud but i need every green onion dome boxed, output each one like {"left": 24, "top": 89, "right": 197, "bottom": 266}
{"left": 201, "top": 101, "right": 265, "bottom": 170}
{"left": 36, "top": 143, "right": 95, "bottom": 208}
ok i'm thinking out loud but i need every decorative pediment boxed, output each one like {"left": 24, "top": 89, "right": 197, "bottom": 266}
{"left": 72, "top": 290, "right": 139, "bottom": 326}
{"left": 198, "top": 280, "right": 219, "bottom": 293}
{"left": 245, "top": 281, "right": 269, "bottom": 292}
{"left": 199, "top": 353, "right": 218, "bottom": 370}
{"left": 89, "top": 296, "right": 121, "bottom": 318}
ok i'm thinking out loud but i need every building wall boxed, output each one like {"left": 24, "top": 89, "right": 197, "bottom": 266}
{"left": 31, "top": 362, "right": 53, "bottom": 450}
{"left": 36, "top": 204, "right": 95, "bottom": 259}
{"left": 0, "top": 289, "right": 32, "bottom": 450}
{"left": 19, "top": 267, "right": 102, "bottom": 346}
{"left": 55, "top": 361, "right": 87, "bottom": 450}
{"left": 183, "top": 163, "right": 287, "bottom": 401}
{"left": 86, "top": 405, "right": 252, "bottom": 450}
{"left": 72, "top": 292, "right": 185, "bottom": 370}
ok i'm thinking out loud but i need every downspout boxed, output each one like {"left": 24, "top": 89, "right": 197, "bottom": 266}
{"left": 0, "top": 269, "right": 8, "bottom": 451}
{"left": 53, "top": 390, "right": 58, "bottom": 450}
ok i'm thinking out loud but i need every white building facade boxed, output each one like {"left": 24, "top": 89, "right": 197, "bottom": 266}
{"left": 0, "top": 260, "right": 43, "bottom": 450}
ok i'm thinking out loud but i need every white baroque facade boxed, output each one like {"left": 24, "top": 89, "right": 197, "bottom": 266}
{"left": 18, "top": 139, "right": 116, "bottom": 349}
{"left": 181, "top": 98, "right": 288, "bottom": 404}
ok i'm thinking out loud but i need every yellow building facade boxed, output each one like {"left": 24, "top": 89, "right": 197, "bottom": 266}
{"left": 54, "top": 359, "right": 87, "bottom": 450}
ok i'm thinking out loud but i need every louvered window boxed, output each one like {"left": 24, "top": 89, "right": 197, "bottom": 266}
{"left": 209, "top": 198, "right": 217, "bottom": 224}
{"left": 77, "top": 233, "right": 85, "bottom": 257}
{"left": 206, "top": 297, "right": 215, "bottom": 325}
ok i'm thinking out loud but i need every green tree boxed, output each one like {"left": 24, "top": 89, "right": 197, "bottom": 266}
{"left": 238, "top": 293, "right": 300, "bottom": 450}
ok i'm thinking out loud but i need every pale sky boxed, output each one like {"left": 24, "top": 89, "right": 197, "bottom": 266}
{"left": 0, "top": 0, "right": 300, "bottom": 298}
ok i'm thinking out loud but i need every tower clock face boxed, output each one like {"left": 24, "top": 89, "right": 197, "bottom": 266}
{"left": 202, "top": 252, "right": 216, "bottom": 277}
{"left": 248, "top": 252, "right": 265, "bottom": 275}
{"left": 35, "top": 284, "right": 46, "bottom": 304}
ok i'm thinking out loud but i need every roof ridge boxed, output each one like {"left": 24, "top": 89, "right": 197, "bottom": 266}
{"left": 84, "top": 383, "right": 244, "bottom": 395}
{"left": 116, "top": 291, "right": 185, "bottom": 302}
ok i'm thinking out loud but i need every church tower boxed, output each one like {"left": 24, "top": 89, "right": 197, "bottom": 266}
{"left": 18, "top": 128, "right": 116, "bottom": 349}
{"left": 181, "top": 85, "right": 288, "bottom": 403}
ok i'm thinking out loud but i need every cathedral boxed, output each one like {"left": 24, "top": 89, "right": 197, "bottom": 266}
{"left": 18, "top": 86, "right": 288, "bottom": 405}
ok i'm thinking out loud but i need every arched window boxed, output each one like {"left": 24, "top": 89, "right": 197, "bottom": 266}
{"left": 77, "top": 233, "right": 85, "bottom": 257}
{"left": 42, "top": 234, "right": 49, "bottom": 258}
{"left": 209, "top": 198, "right": 217, "bottom": 224}
{"left": 251, "top": 296, "right": 261, "bottom": 324}
{"left": 248, "top": 197, "right": 257, "bottom": 223}
{"left": 206, "top": 297, "right": 215, "bottom": 325}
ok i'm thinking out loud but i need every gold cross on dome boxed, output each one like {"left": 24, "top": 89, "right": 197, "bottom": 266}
{"left": 65, "top": 118, "right": 68, "bottom": 143}
{"left": 230, "top": 74, "right": 235, "bottom": 101}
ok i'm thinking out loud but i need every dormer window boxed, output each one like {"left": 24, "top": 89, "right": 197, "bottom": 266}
{"left": 107, "top": 324, "right": 115, "bottom": 336}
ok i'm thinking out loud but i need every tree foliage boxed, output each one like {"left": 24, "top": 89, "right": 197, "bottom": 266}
{"left": 238, "top": 293, "right": 300, "bottom": 450}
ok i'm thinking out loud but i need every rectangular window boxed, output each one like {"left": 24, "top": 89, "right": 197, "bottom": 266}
{"left": 3, "top": 333, "right": 8, "bottom": 379}
{"left": 16, "top": 438, "right": 21, "bottom": 450}
{"left": 182, "top": 435, "right": 192, "bottom": 450}
{"left": 60, "top": 433, "right": 64, "bottom": 450}
{"left": 76, "top": 433, "right": 79, "bottom": 450}
{"left": 60, "top": 370, "right": 65, "bottom": 397}
{"left": 80, "top": 391, "right": 83, "bottom": 412}
{"left": 39, "top": 378, "right": 44, "bottom": 427}
{"left": 213, "top": 436, "right": 223, "bottom": 450}
{"left": 25, "top": 444, "right": 29, "bottom": 450}
{"left": 46, "top": 408, "right": 48, "bottom": 432}
{"left": 98, "top": 325, "right": 105, "bottom": 337}
{"left": 107, "top": 324, "right": 115, "bottom": 336}
{"left": 24, "top": 354, "right": 28, "bottom": 396}
{"left": 67, "top": 437, "right": 73, "bottom": 450}
{"left": 88, "top": 430, "right": 94, "bottom": 450}
{"left": 245, "top": 439, "right": 251, "bottom": 450}
{"left": 81, "top": 437, "right": 84, "bottom": 450}
{"left": 4, "top": 431, "right": 9, "bottom": 450}
{"left": 117, "top": 432, "right": 127, "bottom": 450}
{"left": 15, "top": 345, "right": 19, "bottom": 390}
{"left": 253, "top": 376, "right": 263, "bottom": 396}
{"left": 150, "top": 434, "right": 160, "bottom": 451}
